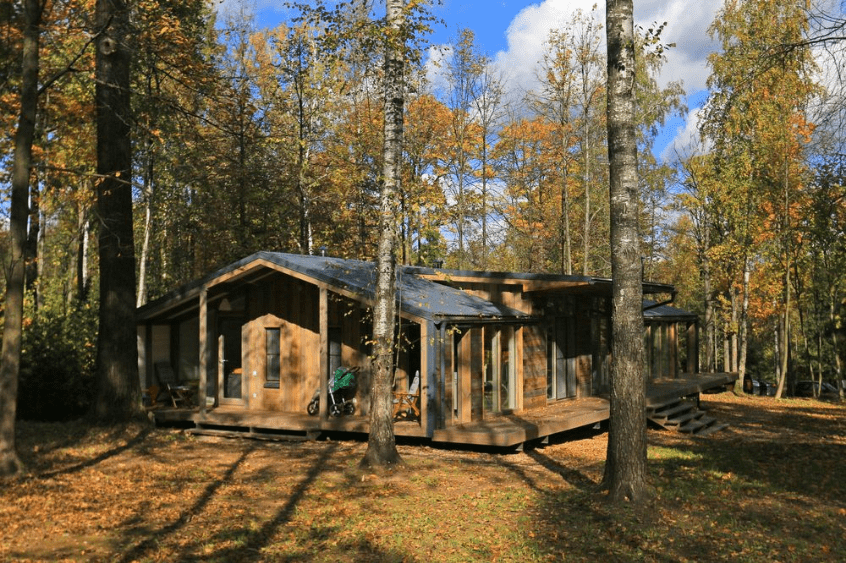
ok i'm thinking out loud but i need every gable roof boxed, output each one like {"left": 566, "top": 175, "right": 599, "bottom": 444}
{"left": 643, "top": 299, "right": 698, "bottom": 322}
{"left": 137, "top": 252, "right": 534, "bottom": 324}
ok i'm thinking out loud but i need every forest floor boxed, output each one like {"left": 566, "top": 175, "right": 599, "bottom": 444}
{"left": 2, "top": 393, "right": 844, "bottom": 563}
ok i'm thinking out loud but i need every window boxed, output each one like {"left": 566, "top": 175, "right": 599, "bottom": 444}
{"left": 265, "top": 328, "right": 280, "bottom": 388}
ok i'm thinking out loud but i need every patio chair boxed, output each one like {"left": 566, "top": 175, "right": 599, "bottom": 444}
{"left": 393, "top": 371, "right": 420, "bottom": 420}
{"left": 155, "top": 362, "right": 194, "bottom": 408}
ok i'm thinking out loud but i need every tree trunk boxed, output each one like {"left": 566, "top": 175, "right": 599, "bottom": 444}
{"left": 582, "top": 111, "right": 591, "bottom": 276}
{"left": 25, "top": 179, "right": 40, "bottom": 299}
{"left": 736, "top": 262, "right": 750, "bottom": 393}
{"left": 92, "top": 0, "right": 141, "bottom": 422}
{"left": 561, "top": 166, "right": 572, "bottom": 275}
{"left": 602, "top": 0, "right": 649, "bottom": 503}
{"left": 830, "top": 288, "right": 844, "bottom": 399}
{"left": 1, "top": 0, "right": 41, "bottom": 477}
{"left": 775, "top": 278, "right": 791, "bottom": 399}
{"left": 360, "top": 0, "right": 405, "bottom": 468}
{"left": 702, "top": 246, "right": 716, "bottom": 374}
{"left": 77, "top": 200, "right": 91, "bottom": 301}
{"left": 137, "top": 147, "right": 154, "bottom": 307}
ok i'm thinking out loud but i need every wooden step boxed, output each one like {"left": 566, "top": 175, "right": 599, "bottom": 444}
{"left": 650, "top": 402, "right": 695, "bottom": 421}
{"left": 646, "top": 398, "right": 684, "bottom": 413}
{"left": 693, "top": 422, "right": 730, "bottom": 437}
{"left": 662, "top": 409, "right": 703, "bottom": 427}
{"left": 679, "top": 415, "right": 713, "bottom": 433}
{"left": 646, "top": 398, "right": 729, "bottom": 437}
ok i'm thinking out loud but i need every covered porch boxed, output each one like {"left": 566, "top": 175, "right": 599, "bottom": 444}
{"left": 148, "top": 372, "right": 738, "bottom": 448}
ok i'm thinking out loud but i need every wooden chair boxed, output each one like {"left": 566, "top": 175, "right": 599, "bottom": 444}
{"left": 155, "top": 362, "right": 194, "bottom": 408}
{"left": 393, "top": 371, "right": 420, "bottom": 420}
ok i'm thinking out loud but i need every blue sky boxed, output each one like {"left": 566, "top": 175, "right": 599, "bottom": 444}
{"left": 232, "top": 0, "right": 724, "bottom": 160}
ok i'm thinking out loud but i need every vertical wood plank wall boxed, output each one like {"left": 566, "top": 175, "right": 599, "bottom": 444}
{"left": 469, "top": 327, "right": 484, "bottom": 422}
{"left": 243, "top": 274, "right": 321, "bottom": 414}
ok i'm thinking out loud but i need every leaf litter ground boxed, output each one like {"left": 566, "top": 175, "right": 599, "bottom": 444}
{"left": 2, "top": 394, "right": 844, "bottom": 562}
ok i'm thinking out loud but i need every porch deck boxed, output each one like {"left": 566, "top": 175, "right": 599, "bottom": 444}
{"left": 149, "top": 372, "right": 737, "bottom": 448}
{"left": 432, "top": 397, "right": 610, "bottom": 447}
{"left": 150, "top": 405, "right": 431, "bottom": 440}
{"left": 646, "top": 372, "right": 738, "bottom": 405}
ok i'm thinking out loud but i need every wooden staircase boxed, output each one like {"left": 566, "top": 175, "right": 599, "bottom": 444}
{"left": 647, "top": 398, "right": 729, "bottom": 437}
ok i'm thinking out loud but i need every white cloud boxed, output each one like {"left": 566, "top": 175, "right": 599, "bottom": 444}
{"left": 428, "top": 0, "right": 723, "bottom": 157}
{"left": 488, "top": 0, "right": 721, "bottom": 98}
{"left": 660, "top": 106, "right": 710, "bottom": 163}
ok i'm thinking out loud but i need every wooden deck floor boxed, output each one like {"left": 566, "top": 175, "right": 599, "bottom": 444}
{"left": 646, "top": 372, "right": 738, "bottom": 405}
{"left": 150, "top": 373, "right": 737, "bottom": 448}
{"left": 432, "top": 397, "right": 610, "bottom": 447}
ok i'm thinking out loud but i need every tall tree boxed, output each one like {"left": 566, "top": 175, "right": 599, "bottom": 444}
{"left": 470, "top": 54, "right": 504, "bottom": 269}
{"left": 0, "top": 0, "right": 41, "bottom": 477}
{"left": 439, "top": 28, "right": 483, "bottom": 269}
{"left": 534, "top": 27, "right": 578, "bottom": 274}
{"left": 361, "top": 0, "right": 405, "bottom": 468}
{"left": 91, "top": 0, "right": 140, "bottom": 421}
{"left": 704, "top": 0, "right": 817, "bottom": 394}
{"left": 603, "top": 0, "right": 649, "bottom": 503}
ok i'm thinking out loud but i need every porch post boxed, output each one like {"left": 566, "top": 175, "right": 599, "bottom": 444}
{"left": 421, "top": 320, "right": 437, "bottom": 437}
{"left": 438, "top": 322, "right": 447, "bottom": 429}
{"left": 319, "top": 287, "right": 329, "bottom": 422}
{"left": 669, "top": 322, "right": 678, "bottom": 379}
{"left": 199, "top": 285, "right": 208, "bottom": 414}
{"left": 686, "top": 321, "right": 699, "bottom": 374}
{"left": 140, "top": 323, "right": 152, "bottom": 389}
{"left": 515, "top": 326, "right": 524, "bottom": 411}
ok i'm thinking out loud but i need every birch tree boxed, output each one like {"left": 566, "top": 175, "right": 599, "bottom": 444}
{"left": 603, "top": 0, "right": 649, "bottom": 504}
{"left": 361, "top": 0, "right": 406, "bottom": 468}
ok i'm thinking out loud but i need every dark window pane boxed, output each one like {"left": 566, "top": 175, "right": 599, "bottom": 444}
{"left": 266, "top": 328, "right": 280, "bottom": 382}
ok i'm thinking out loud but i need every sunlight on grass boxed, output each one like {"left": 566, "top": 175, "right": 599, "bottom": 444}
{"left": 648, "top": 445, "right": 704, "bottom": 460}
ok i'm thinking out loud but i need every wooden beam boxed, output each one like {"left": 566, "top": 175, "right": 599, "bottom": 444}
{"left": 457, "top": 331, "right": 472, "bottom": 424}
{"left": 669, "top": 322, "right": 678, "bottom": 379}
{"left": 686, "top": 321, "right": 699, "bottom": 374}
{"left": 199, "top": 286, "right": 209, "bottom": 414}
{"left": 470, "top": 327, "right": 483, "bottom": 422}
{"left": 319, "top": 287, "right": 328, "bottom": 422}
{"left": 142, "top": 323, "right": 153, "bottom": 389}
{"left": 420, "top": 321, "right": 435, "bottom": 437}
{"left": 515, "top": 327, "right": 523, "bottom": 412}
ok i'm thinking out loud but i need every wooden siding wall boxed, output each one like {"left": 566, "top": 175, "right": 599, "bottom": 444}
{"left": 243, "top": 275, "right": 320, "bottom": 413}
{"left": 459, "top": 283, "right": 532, "bottom": 315}
{"left": 645, "top": 321, "right": 681, "bottom": 380}
{"left": 241, "top": 278, "right": 376, "bottom": 415}
{"left": 522, "top": 324, "right": 548, "bottom": 410}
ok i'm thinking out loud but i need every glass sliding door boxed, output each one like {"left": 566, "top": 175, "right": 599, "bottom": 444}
{"left": 483, "top": 326, "right": 516, "bottom": 415}
{"left": 499, "top": 326, "right": 515, "bottom": 410}
{"left": 548, "top": 317, "right": 576, "bottom": 400}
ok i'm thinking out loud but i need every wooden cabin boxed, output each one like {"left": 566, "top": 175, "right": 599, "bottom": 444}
{"left": 138, "top": 252, "right": 735, "bottom": 447}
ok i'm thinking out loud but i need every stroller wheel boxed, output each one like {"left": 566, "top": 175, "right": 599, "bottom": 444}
{"left": 330, "top": 404, "right": 343, "bottom": 417}
{"left": 307, "top": 400, "right": 319, "bottom": 416}
{"left": 345, "top": 402, "right": 356, "bottom": 415}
